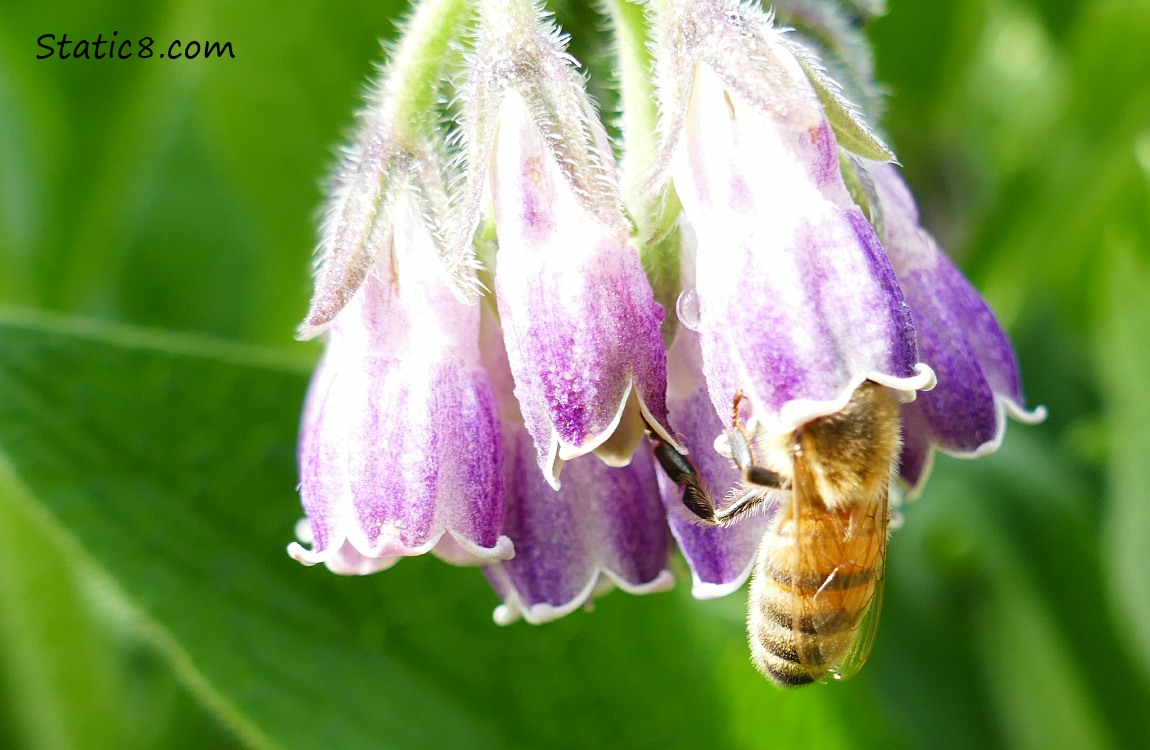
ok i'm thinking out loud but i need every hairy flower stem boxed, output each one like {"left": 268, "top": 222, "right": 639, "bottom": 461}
{"left": 602, "top": 0, "right": 657, "bottom": 211}
{"left": 603, "top": 0, "right": 684, "bottom": 245}
{"left": 383, "top": 0, "right": 469, "bottom": 144}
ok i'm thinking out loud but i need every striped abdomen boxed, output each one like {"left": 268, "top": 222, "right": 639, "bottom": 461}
{"left": 747, "top": 497, "right": 887, "bottom": 687}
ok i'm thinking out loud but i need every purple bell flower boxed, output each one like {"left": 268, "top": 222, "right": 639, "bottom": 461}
{"left": 288, "top": 0, "right": 1043, "bottom": 651}
{"left": 479, "top": 308, "right": 674, "bottom": 623}
{"left": 290, "top": 193, "right": 513, "bottom": 572}
{"left": 668, "top": 62, "right": 933, "bottom": 441}
{"left": 868, "top": 163, "right": 1046, "bottom": 493}
{"left": 657, "top": 322, "right": 772, "bottom": 598}
{"left": 453, "top": 0, "right": 677, "bottom": 488}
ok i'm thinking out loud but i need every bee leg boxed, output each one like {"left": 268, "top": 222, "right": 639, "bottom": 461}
{"left": 643, "top": 399, "right": 789, "bottom": 526}
{"left": 643, "top": 419, "right": 721, "bottom": 523}
{"left": 650, "top": 437, "right": 719, "bottom": 523}
{"left": 711, "top": 423, "right": 788, "bottom": 524}
{"left": 711, "top": 485, "right": 773, "bottom": 525}
{"left": 726, "top": 424, "right": 787, "bottom": 489}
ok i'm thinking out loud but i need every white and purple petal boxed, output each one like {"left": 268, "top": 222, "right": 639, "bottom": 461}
{"left": 672, "top": 64, "right": 932, "bottom": 435}
{"left": 485, "top": 425, "right": 674, "bottom": 625}
{"left": 897, "top": 403, "right": 935, "bottom": 495}
{"left": 346, "top": 355, "right": 507, "bottom": 558}
{"left": 870, "top": 164, "right": 1045, "bottom": 493}
{"left": 658, "top": 328, "right": 771, "bottom": 599}
{"left": 290, "top": 196, "right": 514, "bottom": 570}
{"left": 649, "top": 0, "right": 824, "bottom": 188}
{"left": 491, "top": 91, "right": 672, "bottom": 484}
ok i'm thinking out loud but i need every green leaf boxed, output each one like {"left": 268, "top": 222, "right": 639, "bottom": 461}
{"left": 0, "top": 464, "right": 127, "bottom": 750}
{"left": 0, "top": 463, "right": 242, "bottom": 750}
{"left": 786, "top": 42, "right": 895, "bottom": 162}
{"left": 0, "top": 309, "right": 910, "bottom": 749}
{"left": 1098, "top": 241, "right": 1150, "bottom": 683}
{"left": 0, "top": 310, "right": 492, "bottom": 750}
{"left": 838, "top": 154, "right": 883, "bottom": 237}
{"left": 974, "top": 580, "right": 1114, "bottom": 750}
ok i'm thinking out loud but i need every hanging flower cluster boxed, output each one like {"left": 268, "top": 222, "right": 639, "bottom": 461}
{"left": 288, "top": 0, "right": 1043, "bottom": 678}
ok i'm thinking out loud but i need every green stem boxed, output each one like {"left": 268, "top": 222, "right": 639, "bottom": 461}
{"left": 602, "top": 0, "right": 658, "bottom": 210}
{"left": 382, "top": 0, "right": 470, "bottom": 144}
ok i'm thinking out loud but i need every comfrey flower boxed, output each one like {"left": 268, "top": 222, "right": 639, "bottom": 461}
{"left": 866, "top": 162, "right": 1046, "bottom": 494}
{"left": 289, "top": 0, "right": 1042, "bottom": 683}
{"left": 657, "top": 294, "right": 772, "bottom": 598}
{"left": 646, "top": 1, "right": 930, "bottom": 610}
{"left": 454, "top": 0, "right": 680, "bottom": 618}
{"left": 653, "top": 0, "right": 934, "bottom": 441}
{"left": 452, "top": 0, "right": 678, "bottom": 486}
{"left": 291, "top": 0, "right": 676, "bottom": 618}
{"left": 480, "top": 311, "right": 674, "bottom": 623}
{"left": 289, "top": 0, "right": 512, "bottom": 572}
{"left": 290, "top": 157, "right": 516, "bottom": 572}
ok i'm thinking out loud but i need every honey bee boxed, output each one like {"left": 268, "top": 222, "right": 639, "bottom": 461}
{"left": 649, "top": 380, "right": 900, "bottom": 686}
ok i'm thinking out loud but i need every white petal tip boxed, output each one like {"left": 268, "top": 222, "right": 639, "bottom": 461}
{"left": 509, "top": 598, "right": 587, "bottom": 626}
{"left": 1008, "top": 401, "right": 1048, "bottom": 425}
{"left": 286, "top": 541, "right": 321, "bottom": 567}
{"left": 872, "top": 363, "right": 937, "bottom": 397}
{"left": 293, "top": 518, "right": 315, "bottom": 545}
{"left": 776, "top": 366, "right": 936, "bottom": 433}
{"left": 690, "top": 578, "right": 746, "bottom": 600}
{"left": 553, "top": 385, "right": 679, "bottom": 467}
{"left": 491, "top": 568, "right": 672, "bottom": 627}
{"left": 614, "top": 569, "right": 676, "bottom": 596}
{"left": 493, "top": 604, "right": 520, "bottom": 626}
{"left": 555, "top": 389, "right": 633, "bottom": 464}
{"left": 543, "top": 438, "right": 564, "bottom": 490}
{"left": 593, "top": 450, "right": 635, "bottom": 468}
{"left": 556, "top": 444, "right": 584, "bottom": 462}
{"left": 435, "top": 533, "right": 517, "bottom": 565}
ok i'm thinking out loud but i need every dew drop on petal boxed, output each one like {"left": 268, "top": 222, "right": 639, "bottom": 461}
{"left": 676, "top": 287, "right": 701, "bottom": 331}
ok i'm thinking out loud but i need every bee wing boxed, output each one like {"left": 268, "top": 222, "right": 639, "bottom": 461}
{"left": 789, "top": 450, "right": 889, "bottom": 682}
{"left": 830, "top": 569, "right": 886, "bottom": 682}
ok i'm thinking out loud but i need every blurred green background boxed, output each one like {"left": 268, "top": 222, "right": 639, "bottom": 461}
{"left": 1, "top": 0, "right": 1148, "bottom": 748}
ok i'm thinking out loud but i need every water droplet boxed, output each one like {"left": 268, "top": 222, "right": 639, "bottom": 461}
{"left": 676, "top": 287, "right": 701, "bottom": 331}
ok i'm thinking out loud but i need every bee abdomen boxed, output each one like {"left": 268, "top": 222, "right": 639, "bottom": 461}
{"left": 750, "top": 613, "right": 832, "bottom": 686}
{"left": 760, "top": 564, "right": 877, "bottom": 592}
{"left": 748, "top": 537, "right": 881, "bottom": 686}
